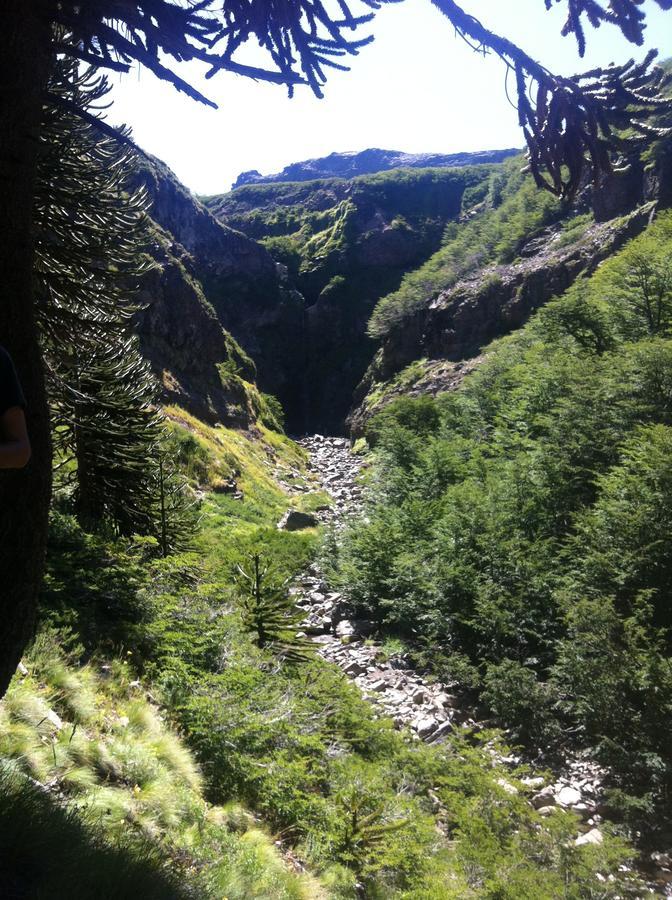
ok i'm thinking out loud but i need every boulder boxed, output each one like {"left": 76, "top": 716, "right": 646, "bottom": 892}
{"left": 556, "top": 786, "right": 582, "bottom": 807}
{"left": 344, "top": 661, "right": 367, "bottom": 676}
{"left": 429, "top": 720, "right": 453, "bottom": 742}
{"left": 575, "top": 828, "right": 603, "bottom": 847}
{"left": 335, "top": 619, "right": 356, "bottom": 639}
{"left": 414, "top": 715, "right": 439, "bottom": 738}
{"left": 277, "top": 509, "right": 319, "bottom": 531}
{"left": 521, "top": 776, "right": 545, "bottom": 790}
{"left": 532, "top": 785, "right": 556, "bottom": 808}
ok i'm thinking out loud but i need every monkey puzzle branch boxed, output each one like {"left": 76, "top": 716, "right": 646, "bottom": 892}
{"left": 431, "top": 0, "right": 672, "bottom": 199}
{"left": 543, "top": 0, "right": 672, "bottom": 58}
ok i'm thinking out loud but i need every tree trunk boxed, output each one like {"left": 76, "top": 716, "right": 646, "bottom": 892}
{"left": 0, "top": 2, "right": 53, "bottom": 695}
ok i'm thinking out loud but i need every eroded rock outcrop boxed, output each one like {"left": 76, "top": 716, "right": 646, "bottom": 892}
{"left": 131, "top": 152, "right": 304, "bottom": 426}
{"left": 349, "top": 203, "right": 655, "bottom": 436}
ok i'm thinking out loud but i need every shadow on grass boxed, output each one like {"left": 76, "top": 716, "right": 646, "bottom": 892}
{"left": 0, "top": 769, "right": 188, "bottom": 900}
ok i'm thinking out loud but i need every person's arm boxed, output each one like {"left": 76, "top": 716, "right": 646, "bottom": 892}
{"left": 0, "top": 406, "right": 31, "bottom": 469}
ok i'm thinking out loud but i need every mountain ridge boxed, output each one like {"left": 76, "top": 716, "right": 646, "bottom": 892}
{"left": 231, "top": 146, "right": 520, "bottom": 188}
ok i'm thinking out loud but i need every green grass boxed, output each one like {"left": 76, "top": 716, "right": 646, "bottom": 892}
{"left": 0, "top": 636, "right": 317, "bottom": 899}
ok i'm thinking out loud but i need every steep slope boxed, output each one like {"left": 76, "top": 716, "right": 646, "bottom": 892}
{"left": 232, "top": 146, "right": 520, "bottom": 187}
{"left": 206, "top": 165, "right": 498, "bottom": 432}
{"left": 130, "top": 153, "right": 301, "bottom": 429}
{"left": 332, "top": 211, "right": 672, "bottom": 882}
{"left": 135, "top": 221, "right": 259, "bottom": 428}
{"left": 349, "top": 140, "right": 672, "bottom": 434}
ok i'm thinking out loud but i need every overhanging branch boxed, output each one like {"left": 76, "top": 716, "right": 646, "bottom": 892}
{"left": 431, "top": 0, "right": 672, "bottom": 199}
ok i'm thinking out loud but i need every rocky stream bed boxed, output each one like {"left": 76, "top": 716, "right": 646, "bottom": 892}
{"left": 284, "top": 435, "right": 672, "bottom": 897}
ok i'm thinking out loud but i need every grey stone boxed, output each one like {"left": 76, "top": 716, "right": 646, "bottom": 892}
{"left": 335, "top": 619, "right": 356, "bottom": 638}
{"left": 428, "top": 720, "right": 453, "bottom": 741}
{"left": 556, "top": 786, "right": 582, "bottom": 807}
{"left": 414, "top": 716, "right": 439, "bottom": 738}
{"left": 575, "top": 828, "right": 603, "bottom": 847}
{"left": 532, "top": 785, "right": 556, "bottom": 808}
{"left": 46, "top": 709, "right": 63, "bottom": 731}
{"left": 411, "top": 687, "right": 427, "bottom": 704}
{"left": 344, "top": 661, "right": 367, "bottom": 676}
{"left": 521, "top": 776, "right": 545, "bottom": 790}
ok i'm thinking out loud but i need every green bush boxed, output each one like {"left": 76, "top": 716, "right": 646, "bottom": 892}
{"left": 337, "top": 212, "right": 672, "bottom": 833}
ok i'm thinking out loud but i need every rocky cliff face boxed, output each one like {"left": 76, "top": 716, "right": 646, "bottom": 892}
{"left": 232, "top": 147, "right": 520, "bottom": 187}
{"left": 207, "top": 166, "right": 497, "bottom": 432}
{"left": 130, "top": 153, "right": 303, "bottom": 427}
{"left": 135, "top": 223, "right": 257, "bottom": 427}
{"left": 348, "top": 148, "right": 672, "bottom": 436}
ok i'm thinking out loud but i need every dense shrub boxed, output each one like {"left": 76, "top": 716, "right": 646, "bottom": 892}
{"left": 338, "top": 212, "right": 672, "bottom": 831}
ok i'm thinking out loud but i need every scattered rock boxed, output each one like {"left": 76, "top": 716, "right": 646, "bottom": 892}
{"left": 575, "top": 828, "right": 604, "bottom": 847}
{"left": 344, "top": 660, "right": 367, "bottom": 676}
{"left": 277, "top": 509, "right": 319, "bottom": 531}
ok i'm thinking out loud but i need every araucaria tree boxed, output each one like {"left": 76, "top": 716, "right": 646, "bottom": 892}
{"left": 37, "top": 59, "right": 197, "bottom": 549}
{"left": 235, "top": 553, "right": 312, "bottom": 661}
{"left": 37, "top": 61, "right": 158, "bottom": 535}
{"left": 0, "top": 0, "right": 671, "bottom": 694}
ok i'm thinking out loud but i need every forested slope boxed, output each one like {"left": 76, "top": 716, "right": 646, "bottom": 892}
{"left": 335, "top": 209, "right": 672, "bottom": 851}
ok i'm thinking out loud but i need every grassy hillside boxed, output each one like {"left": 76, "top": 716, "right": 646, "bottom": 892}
{"left": 367, "top": 155, "right": 567, "bottom": 339}
{"left": 0, "top": 640, "right": 318, "bottom": 899}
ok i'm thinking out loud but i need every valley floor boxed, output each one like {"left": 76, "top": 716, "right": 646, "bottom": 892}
{"left": 295, "top": 435, "right": 672, "bottom": 898}
{"left": 1, "top": 418, "right": 667, "bottom": 898}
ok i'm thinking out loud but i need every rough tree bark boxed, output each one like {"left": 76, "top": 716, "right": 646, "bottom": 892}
{"left": 0, "top": 2, "right": 53, "bottom": 695}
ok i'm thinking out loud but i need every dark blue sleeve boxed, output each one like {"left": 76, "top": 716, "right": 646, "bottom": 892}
{"left": 0, "top": 346, "right": 26, "bottom": 416}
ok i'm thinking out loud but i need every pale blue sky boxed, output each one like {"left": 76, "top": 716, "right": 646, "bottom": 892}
{"left": 108, "top": 0, "right": 671, "bottom": 195}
